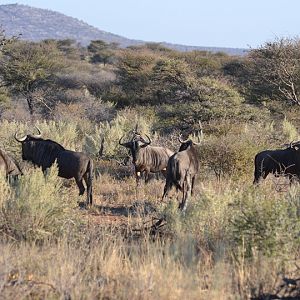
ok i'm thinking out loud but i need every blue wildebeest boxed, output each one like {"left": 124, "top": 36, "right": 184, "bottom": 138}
{"left": 162, "top": 130, "right": 202, "bottom": 212}
{"left": 253, "top": 141, "right": 300, "bottom": 184}
{"left": 14, "top": 127, "right": 93, "bottom": 206}
{"left": 119, "top": 133, "right": 174, "bottom": 185}
{"left": 0, "top": 148, "right": 23, "bottom": 179}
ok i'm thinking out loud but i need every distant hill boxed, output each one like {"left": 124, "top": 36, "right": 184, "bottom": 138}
{"left": 0, "top": 4, "right": 247, "bottom": 56}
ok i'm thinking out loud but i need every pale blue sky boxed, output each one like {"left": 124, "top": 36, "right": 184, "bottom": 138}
{"left": 0, "top": 0, "right": 299, "bottom": 48}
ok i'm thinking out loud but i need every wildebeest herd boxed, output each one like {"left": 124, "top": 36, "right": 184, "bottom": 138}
{"left": 1, "top": 125, "right": 300, "bottom": 211}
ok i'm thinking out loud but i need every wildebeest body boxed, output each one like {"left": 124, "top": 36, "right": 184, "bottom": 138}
{"left": 135, "top": 146, "right": 174, "bottom": 174}
{"left": 253, "top": 147, "right": 300, "bottom": 183}
{"left": 163, "top": 140, "right": 200, "bottom": 211}
{"left": 0, "top": 148, "right": 22, "bottom": 177}
{"left": 119, "top": 134, "right": 174, "bottom": 184}
{"left": 15, "top": 132, "right": 93, "bottom": 205}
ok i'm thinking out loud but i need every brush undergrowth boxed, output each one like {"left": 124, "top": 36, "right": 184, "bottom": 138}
{"left": 0, "top": 165, "right": 81, "bottom": 243}
{"left": 0, "top": 119, "right": 299, "bottom": 299}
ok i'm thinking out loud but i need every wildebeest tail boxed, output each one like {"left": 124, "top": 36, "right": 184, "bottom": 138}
{"left": 169, "top": 158, "right": 182, "bottom": 190}
{"left": 87, "top": 158, "right": 93, "bottom": 205}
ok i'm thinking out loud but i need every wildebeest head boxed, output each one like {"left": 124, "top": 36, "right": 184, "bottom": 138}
{"left": 15, "top": 126, "right": 43, "bottom": 160}
{"left": 14, "top": 126, "right": 65, "bottom": 167}
{"left": 178, "top": 125, "right": 203, "bottom": 151}
{"left": 119, "top": 133, "right": 151, "bottom": 163}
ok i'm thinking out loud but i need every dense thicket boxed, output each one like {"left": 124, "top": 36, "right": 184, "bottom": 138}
{"left": 0, "top": 36, "right": 299, "bottom": 123}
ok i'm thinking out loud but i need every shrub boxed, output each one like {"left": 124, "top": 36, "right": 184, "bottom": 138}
{"left": 282, "top": 117, "right": 299, "bottom": 142}
{"left": 198, "top": 121, "right": 287, "bottom": 180}
{"left": 0, "top": 165, "right": 80, "bottom": 242}
{"left": 199, "top": 133, "right": 258, "bottom": 180}
{"left": 83, "top": 108, "right": 154, "bottom": 158}
{"left": 230, "top": 185, "right": 300, "bottom": 257}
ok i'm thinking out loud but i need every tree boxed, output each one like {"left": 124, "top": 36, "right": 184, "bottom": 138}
{"left": 150, "top": 58, "right": 199, "bottom": 104}
{"left": 0, "top": 41, "right": 67, "bottom": 115}
{"left": 247, "top": 38, "right": 300, "bottom": 105}
{"left": 87, "top": 40, "right": 116, "bottom": 65}
{"left": 112, "top": 49, "right": 157, "bottom": 106}
{"left": 0, "top": 27, "right": 19, "bottom": 53}
{"left": 156, "top": 77, "right": 245, "bottom": 132}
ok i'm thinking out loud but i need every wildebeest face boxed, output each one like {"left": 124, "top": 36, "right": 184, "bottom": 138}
{"left": 179, "top": 140, "right": 193, "bottom": 152}
{"left": 15, "top": 127, "right": 43, "bottom": 161}
{"left": 21, "top": 139, "right": 33, "bottom": 161}
{"left": 123, "top": 140, "right": 145, "bottom": 163}
{"left": 132, "top": 135, "right": 152, "bottom": 161}
{"left": 119, "top": 134, "right": 151, "bottom": 164}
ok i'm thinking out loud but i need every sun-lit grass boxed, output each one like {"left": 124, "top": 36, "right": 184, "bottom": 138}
{"left": 0, "top": 119, "right": 299, "bottom": 299}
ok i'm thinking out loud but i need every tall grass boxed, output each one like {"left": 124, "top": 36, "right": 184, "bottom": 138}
{"left": 0, "top": 165, "right": 81, "bottom": 242}
{"left": 0, "top": 119, "right": 299, "bottom": 299}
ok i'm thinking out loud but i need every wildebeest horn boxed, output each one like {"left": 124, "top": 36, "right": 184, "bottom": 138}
{"left": 134, "top": 123, "right": 138, "bottom": 133}
{"left": 143, "top": 134, "right": 151, "bottom": 145}
{"left": 193, "top": 126, "right": 203, "bottom": 145}
{"left": 178, "top": 135, "right": 189, "bottom": 144}
{"left": 290, "top": 140, "right": 300, "bottom": 149}
{"left": 119, "top": 135, "right": 127, "bottom": 146}
{"left": 14, "top": 131, "right": 27, "bottom": 142}
{"left": 31, "top": 125, "right": 42, "bottom": 138}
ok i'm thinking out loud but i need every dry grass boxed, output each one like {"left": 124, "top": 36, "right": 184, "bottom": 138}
{"left": 0, "top": 119, "right": 299, "bottom": 299}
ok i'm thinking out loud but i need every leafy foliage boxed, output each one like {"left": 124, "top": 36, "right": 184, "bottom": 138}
{"left": 0, "top": 40, "right": 67, "bottom": 114}
{"left": 230, "top": 186, "right": 300, "bottom": 257}
{"left": 0, "top": 165, "right": 80, "bottom": 242}
{"left": 247, "top": 38, "right": 300, "bottom": 105}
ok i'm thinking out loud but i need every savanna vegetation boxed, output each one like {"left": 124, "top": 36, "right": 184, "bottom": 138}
{"left": 0, "top": 30, "right": 300, "bottom": 299}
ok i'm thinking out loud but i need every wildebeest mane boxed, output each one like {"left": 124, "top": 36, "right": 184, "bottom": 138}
{"left": 26, "top": 137, "right": 65, "bottom": 168}
{"left": 137, "top": 146, "right": 171, "bottom": 172}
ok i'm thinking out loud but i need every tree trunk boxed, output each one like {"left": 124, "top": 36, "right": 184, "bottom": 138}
{"left": 26, "top": 93, "right": 34, "bottom": 115}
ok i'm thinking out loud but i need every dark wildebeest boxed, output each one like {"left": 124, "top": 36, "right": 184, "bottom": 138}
{"left": 0, "top": 148, "right": 23, "bottom": 179}
{"left": 162, "top": 133, "right": 202, "bottom": 212}
{"left": 119, "top": 133, "right": 174, "bottom": 185}
{"left": 15, "top": 127, "right": 93, "bottom": 206}
{"left": 253, "top": 141, "right": 300, "bottom": 184}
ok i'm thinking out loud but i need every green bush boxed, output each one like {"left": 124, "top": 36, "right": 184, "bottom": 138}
{"left": 198, "top": 121, "right": 287, "bottom": 180}
{"left": 0, "top": 165, "right": 80, "bottom": 242}
{"left": 199, "top": 134, "right": 259, "bottom": 180}
{"left": 282, "top": 117, "right": 299, "bottom": 142}
{"left": 230, "top": 185, "right": 300, "bottom": 257}
{"left": 83, "top": 108, "right": 155, "bottom": 158}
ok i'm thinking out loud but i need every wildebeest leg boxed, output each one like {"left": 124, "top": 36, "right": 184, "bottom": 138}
{"left": 135, "top": 170, "right": 142, "bottom": 186}
{"left": 75, "top": 177, "right": 85, "bottom": 196}
{"left": 253, "top": 169, "right": 268, "bottom": 184}
{"left": 144, "top": 170, "right": 150, "bottom": 184}
{"left": 162, "top": 180, "right": 172, "bottom": 201}
{"left": 179, "top": 176, "right": 191, "bottom": 212}
{"left": 178, "top": 181, "right": 186, "bottom": 210}
{"left": 83, "top": 174, "right": 93, "bottom": 206}
{"left": 191, "top": 175, "right": 196, "bottom": 196}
